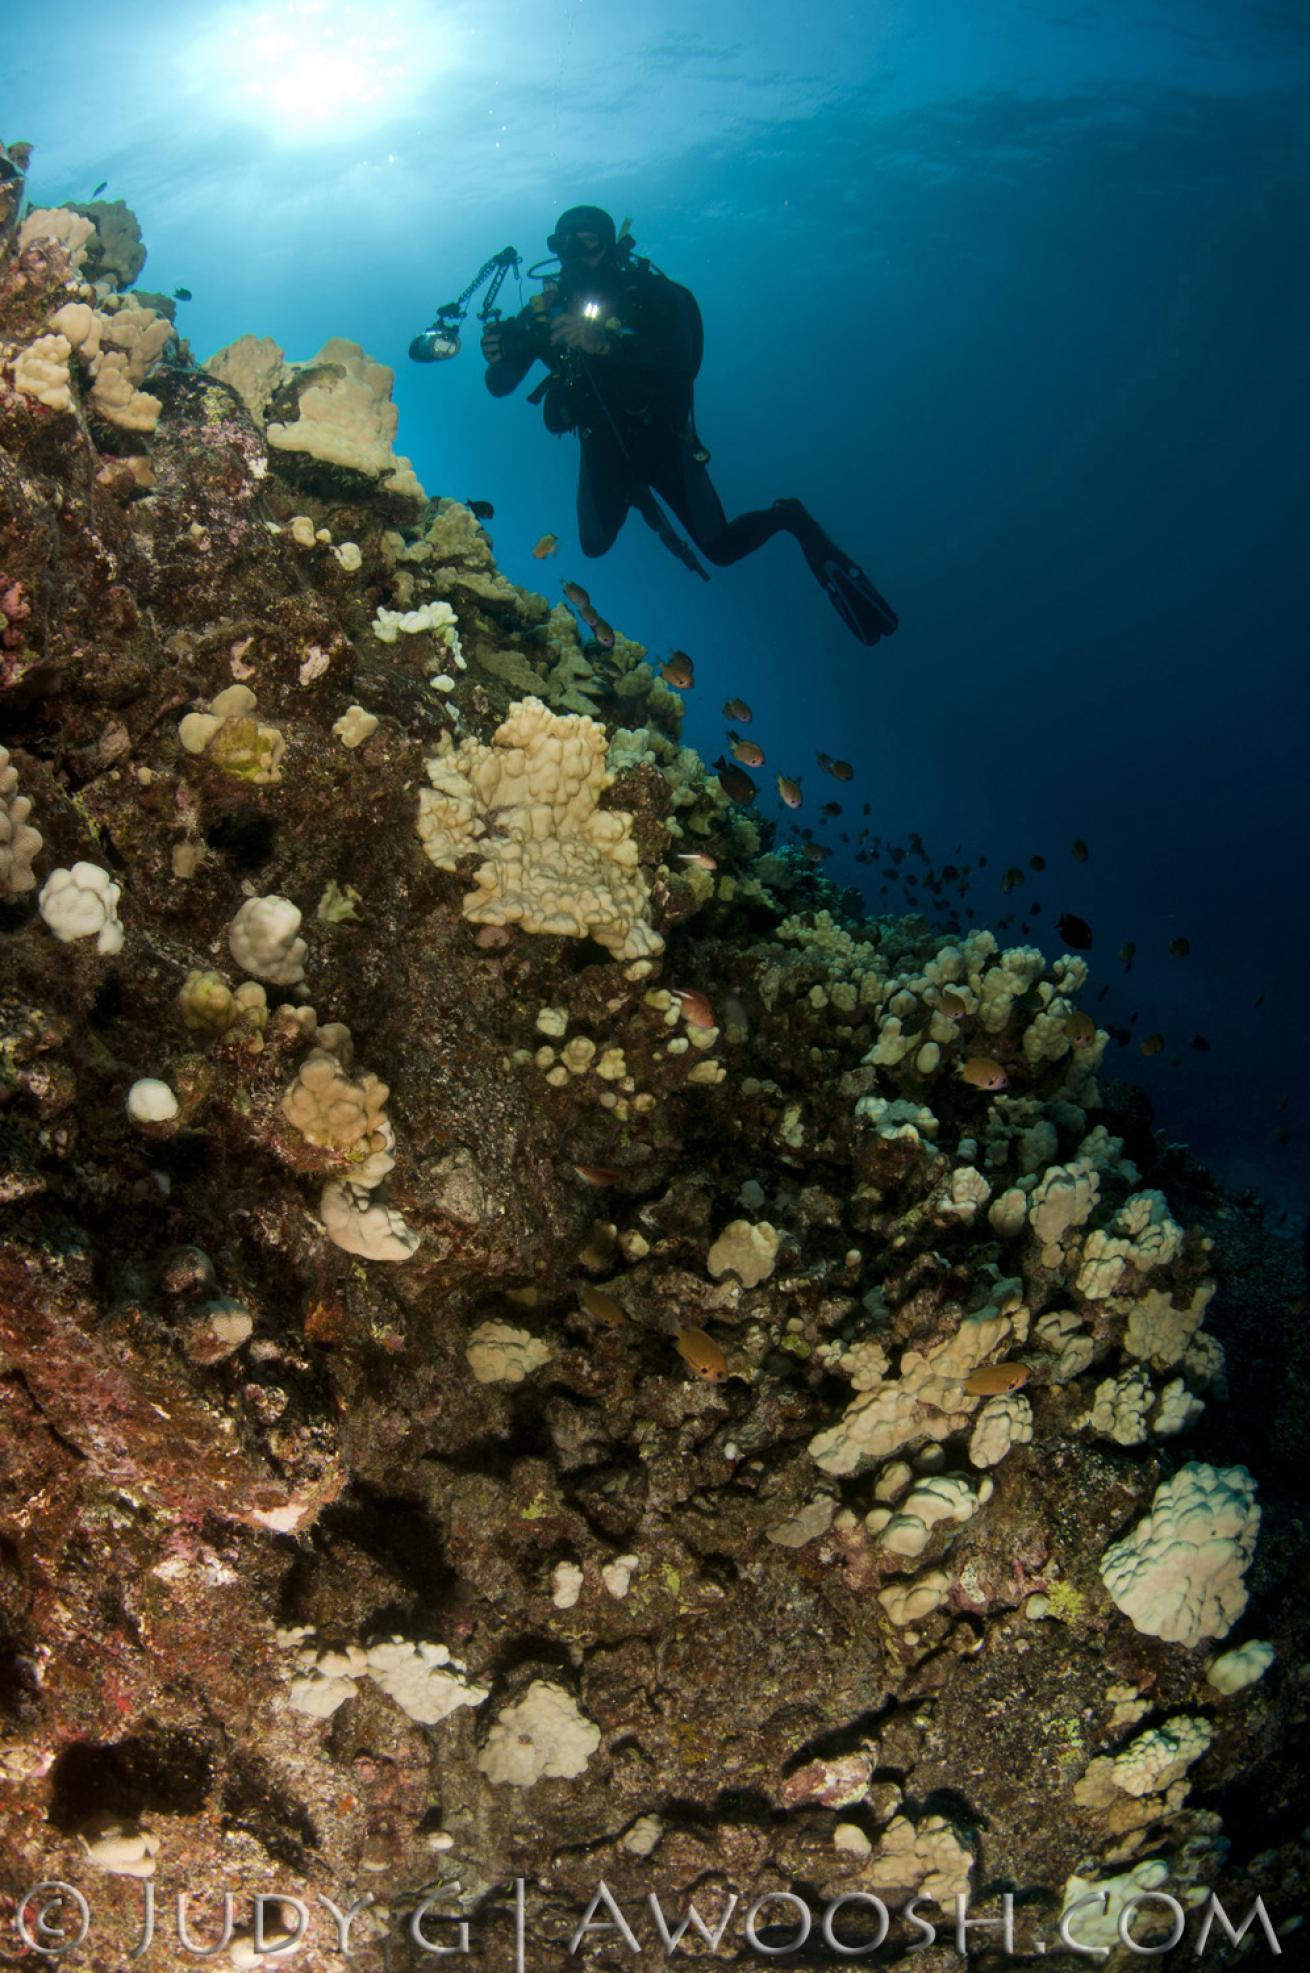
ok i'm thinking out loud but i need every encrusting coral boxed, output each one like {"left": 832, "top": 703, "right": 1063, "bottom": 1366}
{"left": 208, "top": 331, "right": 424, "bottom": 513}
{"left": 0, "top": 168, "right": 1305, "bottom": 1968}
{"left": 417, "top": 695, "right": 663, "bottom": 959}
{"left": 0, "top": 743, "right": 42, "bottom": 895}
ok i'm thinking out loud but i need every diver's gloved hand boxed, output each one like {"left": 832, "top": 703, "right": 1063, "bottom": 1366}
{"left": 549, "top": 314, "right": 609, "bottom": 356}
{"left": 480, "top": 325, "right": 507, "bottom": 364}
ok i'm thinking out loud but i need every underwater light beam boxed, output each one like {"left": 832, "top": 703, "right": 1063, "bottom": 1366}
{"left": 195, "top": 0, "right": 445, "bottom": 140}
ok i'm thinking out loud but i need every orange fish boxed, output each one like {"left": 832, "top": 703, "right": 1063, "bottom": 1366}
{"left": 728, "top": 736, "right": 765, "bottom": 768}
{"left": 939, "top": 990, "right": 967, "bottom": 1021}
{"left": 961, "top": 1055, "right": 1008, "bottom": 1091}
{"left": 1064, "top": 1010, "right": 1098, "bottom": 1049}
{"left": 532, "top": 533, "right": 558, "bottom": 559}
{"left": 591, "top": 617, "right": 615, "bottom": 649}
{"left": 580, "top": 1285, "right": 624, "bottom": 1326}
{"left": 1139, "top": 1033, "right": 1165, "bottom": 1057}
{"left": 562, "top": 579, "right": 590, "bottom": 607}
{"left": 574, "top": 1163, "right": 621, "bottom": 1186}
{"left": 802, "top": 841, "right": 828, "bottom": 865}
{"left": 661, "top": 651, "right": 694, "bottom": 687}
{"left": 676, "top": 850, "right": 718, "bottom": 870}
{"left": 776, "top": 774, "right": 803, "bottom": 809}
{"left": 676, "top": 1326, "right": 728, "bottom": 1382}
{"left": 829, "top": 759, "right": 854, "bottom": 782}
{"left": 962, "top": 1362, "right": 1030, "bottom": 1397}
{"left": 722, "top": 697, "right": 752, "bottom": 723}
{"left": 673, "top": 988, "right": 716, "bottom": 1029}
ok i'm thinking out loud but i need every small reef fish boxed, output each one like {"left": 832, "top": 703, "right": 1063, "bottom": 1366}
{"left": 1057, "top": 912, "right": 1094, "bottom": 950}
{"left": 591, "top": 617, "right": 615, "bottom": 649}
{"left": 962, "top": 1362, "right": 1031, "bottom": 1397}
{"left": 1064, "top": 1010, "right": 1098, "bottom": 1049}
{"left": 580, "top": 1285, "right": 625, "bottom": 1326}
{"left": 661, "top": 651, "right": 695, "bottom": 687}
{"left": 721, "top": 992, "right": 749, "bottom": 1034}
{"left": 722, "top": 698, "right": 752, "bottom": 722}
{"left": 821, "top": 800, "right": 842, "bottom": 817}
{"left": 1002, "top": 867, "right": 1024, "bottom": 894}
{"left": 1071, "top": 839, "right": 1090, "bottom": 862}
{"left": 562, "top": 579, "right": 590, "bottom": 607}
{"left": 1139, "top": 1033, "right": 1165, "bottom": 1057}
{"left": 714, "top": 757, "right": 757, "bottom": 804}
{"left": 673, "top": 988, "right": 716, "bottom": 1029}
{"left": 91, "top": 180, "right": 108, "bottom": 198}
{"left": 676, "top": 1325, "right": 729, "bottom": 1382}
{"left": 1169, "top": 937, "right": 1191, "bottom": 958}
{"left": 574, "top": 1163, "right": 621, "bottom": 1186}
{"left": 532, "top": 533, "right": 558, "bottom": 558}
{"left": 939, "top": 990, "right": 967, "bottom": 1021}
{"left": 776, "top": 774, "right": 803, "bottom": 809}
{"left": 728, "top": 735, "right": 765, "bottom": 768}
{"left": 1029, "top": 853, "right": 1046, "bottom": 871}
{"left": 467, "top": 499, "right": 495, "bottom": 519}
{"left": 802, "top": 841, "right": 829, "bottom": 865}
{"left": 1191, "top": 1034, "right": 1211, "bottom": 1052}
{"left": 676, "top": 850, "right": 718, "bottom": 870}
{"left": 961, "top": 1055, "right": 1008, "bottom": 1091}
{"left": 829, "top": 759, "right": 855, "bottom": 781}
{"left": 172, "top": 286, "right": 192, "bottom": 302}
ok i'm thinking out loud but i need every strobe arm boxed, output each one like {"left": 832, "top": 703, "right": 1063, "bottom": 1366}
{"left": 409, "top": 247, "right": 521, "bottom": 363}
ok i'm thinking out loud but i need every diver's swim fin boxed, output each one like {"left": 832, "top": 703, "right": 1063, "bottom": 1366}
{"left": 777, "top": 501, "right": 899, "bottom": 647}
{"left": 819, "top": 552, "right": 899, "bottom": 646}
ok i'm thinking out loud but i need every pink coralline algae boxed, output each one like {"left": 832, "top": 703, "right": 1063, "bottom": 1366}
{"left": 1, "top": 575, "right": 30, "bottom": 648}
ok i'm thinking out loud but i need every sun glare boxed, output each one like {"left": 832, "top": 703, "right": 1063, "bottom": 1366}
{"left": 194, "top": 0, "right": 442, "bottom": 138}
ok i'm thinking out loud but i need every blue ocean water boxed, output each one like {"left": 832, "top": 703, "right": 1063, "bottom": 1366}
{"left": 9, "top": 0, "right": 1309, "bottom": 1215}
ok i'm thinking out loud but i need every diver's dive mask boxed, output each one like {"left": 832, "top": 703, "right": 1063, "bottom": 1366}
{"left": 548, "top": 230, "right": 603, "bottom": 262}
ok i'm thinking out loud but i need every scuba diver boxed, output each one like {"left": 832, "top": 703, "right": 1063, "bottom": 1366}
{"left": 477, "top": 206, "right": 898, "bottom": 647}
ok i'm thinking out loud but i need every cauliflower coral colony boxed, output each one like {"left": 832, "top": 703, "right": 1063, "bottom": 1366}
{"left": 0, "top": 161, "right": 1304, "bottom": 1967}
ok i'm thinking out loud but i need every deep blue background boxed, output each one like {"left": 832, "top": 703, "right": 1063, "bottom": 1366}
{"left": 9, "top": 0, "right": 1309, "bottom": 1212}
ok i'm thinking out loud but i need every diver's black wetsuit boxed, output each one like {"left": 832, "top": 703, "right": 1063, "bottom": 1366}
{"left": 485, "top": 253, "right": 790, "bottom": 565}
{"left": 484, "top": 250, "right": 898, "bottom": 643}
